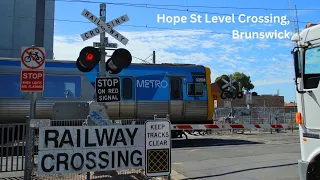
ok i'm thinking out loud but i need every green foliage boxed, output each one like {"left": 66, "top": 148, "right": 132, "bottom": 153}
{"left": 215, "top": 72, "right": 254, "bottom": 92}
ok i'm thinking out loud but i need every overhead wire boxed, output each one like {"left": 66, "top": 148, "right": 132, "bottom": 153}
{"left": 3, "top": 0, "right": 314, "bottom": 34}
{"left": 54, "top": 0, "right": 320, "bottom": 11}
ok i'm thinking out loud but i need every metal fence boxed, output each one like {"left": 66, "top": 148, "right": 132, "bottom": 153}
{"left": 1, "top": 118, "right": 171, "bottom": 180}
{"left": 213, "top": 107, "right": 297, "bottom": 128}
{"left": 0, "top": 123, "right": 26, "bottom": 172}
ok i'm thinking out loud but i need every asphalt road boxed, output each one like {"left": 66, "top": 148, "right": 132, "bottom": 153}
{"left": 171, "top": 130, "right": 301, "bottom": 180}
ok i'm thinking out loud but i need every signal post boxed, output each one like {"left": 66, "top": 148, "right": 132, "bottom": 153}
{"left": 73, "top": 4, "right": 172, "bottom": 178}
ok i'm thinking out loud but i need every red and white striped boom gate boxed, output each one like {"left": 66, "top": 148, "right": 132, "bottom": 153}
{"left": 171, "top": 123, "right": 288, "bottom": 130}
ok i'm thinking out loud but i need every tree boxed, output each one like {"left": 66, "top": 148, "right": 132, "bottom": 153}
{"left": 215, "top": 72, "right": 254, "bottom": 92}
{"left": 252, "top": 92, "right": 258, "bottom": 96}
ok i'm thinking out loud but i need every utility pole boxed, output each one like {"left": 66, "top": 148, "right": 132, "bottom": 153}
{"left": 152, "top": 51, "right": 156, "bottom": 64}
{"left": 99, "top": 3, "right": 107, "bottom": 77}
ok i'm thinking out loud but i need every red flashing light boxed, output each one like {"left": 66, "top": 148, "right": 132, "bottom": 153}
{"left": 86, "top": 53, "right": 94, "bottom": 61}
{"left": 119, "top": 56, "right": 125, "bottom": 61}
{"left": 237, "top": 92, "right": 243, "bottom": 99}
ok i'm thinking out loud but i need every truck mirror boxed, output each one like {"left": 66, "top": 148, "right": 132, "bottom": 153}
{"left": 292, "top": 48, "right": 301, "bottom": 78}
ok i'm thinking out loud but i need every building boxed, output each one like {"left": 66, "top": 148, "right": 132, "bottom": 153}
{"left": 284, "top": 102, "right": 297, "bottom": 113}
{"left": 0, "top": 0, "right": 55, "bottom": 59}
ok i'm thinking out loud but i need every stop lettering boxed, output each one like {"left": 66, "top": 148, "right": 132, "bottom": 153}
{"left": 22, "top": 72, "right": 43, "bottom": 79}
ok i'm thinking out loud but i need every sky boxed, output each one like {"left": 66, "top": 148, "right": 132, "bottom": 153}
{"left": 52, "top": 0, "right": 320, "bottom": 103}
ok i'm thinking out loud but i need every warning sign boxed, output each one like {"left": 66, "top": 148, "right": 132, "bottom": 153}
{"left": 20, "top": 70, "right": 44, "bottom": 92}
{"left": 95, "top": 77, "right": 121, "bottom": 102}
{"left": 21, "top": 46, "right": 46, "bottom": 70}
{"left": 145, "top": 120, "right": 171, "bottom": 177}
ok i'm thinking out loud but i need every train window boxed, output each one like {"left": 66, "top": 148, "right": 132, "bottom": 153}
{"left": 43, "top": 75, "right": 81, "bottom": 98}
{"left": 122, "top": 78, "right": 132, "bottom": 99}
{"left": 187, "top": 83, "right": 204, "bottom": 96}
{"left": 0, "top": 74, "right": 24, "bottom": 98}
{"left": 170, "top": 78, "right": 182, "bottom": 100}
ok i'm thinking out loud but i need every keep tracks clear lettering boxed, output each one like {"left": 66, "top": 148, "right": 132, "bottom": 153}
{"left": 146, "top": 122, "right": 170, "bottom": 149}
{"left": 38, "top": 126, "right": 145, "bottom": 174}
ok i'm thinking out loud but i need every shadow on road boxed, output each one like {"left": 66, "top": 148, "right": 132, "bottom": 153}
{"left": 172, "top": 138, "right": 263, "bottom": 149}
{"left": 182, "top": 162, "right": 298, "bottom": 180}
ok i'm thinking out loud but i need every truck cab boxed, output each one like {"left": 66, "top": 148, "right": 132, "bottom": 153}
{"left": 291, "top": 23, "right": 320, "bottom": 180}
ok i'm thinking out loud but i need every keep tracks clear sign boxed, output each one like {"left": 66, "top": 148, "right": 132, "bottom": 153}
{"left": 145, "top": 120, "right": 171, "bottom": 177}
{"left": 38, "top": 125, "right": 145, "bottom": 175}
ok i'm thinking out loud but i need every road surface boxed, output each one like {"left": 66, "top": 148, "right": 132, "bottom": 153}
{"left": 171, "top": 130, "right": 300, "bottom": 180}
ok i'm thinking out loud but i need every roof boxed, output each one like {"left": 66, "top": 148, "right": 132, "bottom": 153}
{"left": 284, "top": 102, "right": 297, "bottom": 107}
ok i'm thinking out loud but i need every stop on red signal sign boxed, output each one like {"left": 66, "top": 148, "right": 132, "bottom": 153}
{"left": 20, "top": 70, "right": 44, "bottom": 92}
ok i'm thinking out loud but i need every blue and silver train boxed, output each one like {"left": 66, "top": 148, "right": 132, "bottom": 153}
{"left": 0, "top": 59, "right": 214, "bottom": 125}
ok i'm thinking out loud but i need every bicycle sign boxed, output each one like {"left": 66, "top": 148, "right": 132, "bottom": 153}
{"left": 21, "top": 46, "right": 46, "bottom": 70}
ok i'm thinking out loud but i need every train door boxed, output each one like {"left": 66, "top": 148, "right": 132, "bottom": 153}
{"left": 169, "top": 77, "right": 184, "bottom": 121}
{"left": 120, "top": 76, "right": 136, "bottom": 118}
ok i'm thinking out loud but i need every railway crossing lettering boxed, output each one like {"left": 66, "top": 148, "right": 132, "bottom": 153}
{"left": 95, "top": 77, "right": 121, "bottom": 102}
{"left": 38, "top": 126, "right": 145, "bottom": 175}
{"left": 80, "top": 9, "right": 130, "bottom": 45}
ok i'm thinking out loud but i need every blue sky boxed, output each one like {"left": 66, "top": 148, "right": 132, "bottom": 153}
{"left": 53, "top": 0, "right": 320, "bottom": 103}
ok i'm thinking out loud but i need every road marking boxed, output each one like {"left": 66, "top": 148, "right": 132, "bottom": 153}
{"left": 173, "top": 162, "right": 183, "bottom": 165}
{"left": 189, "top": 149, "right": 199, "bottom": 152}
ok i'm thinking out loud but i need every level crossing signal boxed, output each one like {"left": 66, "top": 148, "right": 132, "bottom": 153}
{"left": 106, "top": 48, "right": 132, "bottom": 74}
{"left": 221, "top": 91, "right": 244, "bottom": 100}
{"left": 76, "top": 47, "right": 132, "bottom": 74}
{"left": 76, "top": 46, "right": 101, "bottom": 72}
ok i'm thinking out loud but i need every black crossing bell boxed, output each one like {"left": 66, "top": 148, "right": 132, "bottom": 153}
{"left": 106, "top": 48, "right": 132, "bottom": 74}
{"left": 76, "top": 46, "right": 101, "bottom": 72}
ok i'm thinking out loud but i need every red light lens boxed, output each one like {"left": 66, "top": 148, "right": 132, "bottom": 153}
{"left": 86, "top": 53, "right": 94, "bottom": 61}
{"left": 119, "top": 56, "right": 125, "bottom": 61}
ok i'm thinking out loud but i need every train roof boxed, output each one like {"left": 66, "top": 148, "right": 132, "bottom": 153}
{"left": 0, "top": 58, "right": 205, "bottom": 68}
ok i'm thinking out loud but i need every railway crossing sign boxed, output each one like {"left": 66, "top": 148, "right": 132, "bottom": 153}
{"left": 221, "top": 77, "right": 236, "bottom": 90}
{"left": 80, "top": 9, "right": 130, "bottom": 45}
{"left": 145, "top": 120, "right": 171, "bottom": 177}
{"left": 95, "top": 77, "right": 121, "bottom": 102}
{"left": 93, "top": 37, "right": 118, "bottom": 48}
{"left": 20, "top": 46, "right": 46, "bottom": 92}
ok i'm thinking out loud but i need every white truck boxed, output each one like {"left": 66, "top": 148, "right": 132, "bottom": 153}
{"left": 291, "top": 23, "right": 320, "bottom": 180}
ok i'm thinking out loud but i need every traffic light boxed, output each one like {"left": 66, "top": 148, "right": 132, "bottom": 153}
{"left": 76, "top": 46, "right": 101, "bottom": 72}
{"left": 106, "top": 48, "right": 132, "bottom": 74}
{"left": 236, "top": 91, "right": 244, "bottom": 99}
{"left": 220, "top": 91, "right": 233, "bottom": 99}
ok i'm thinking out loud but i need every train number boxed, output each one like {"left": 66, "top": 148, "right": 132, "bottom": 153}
{"left": 195, "top": 77, "right": 206, "bottom": 82}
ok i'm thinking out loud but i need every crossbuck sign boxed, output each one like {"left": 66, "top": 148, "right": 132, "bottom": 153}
{"left": 222, "top": 77, "right": 236, "bottom": 90}
{"left": 80, "top": 9, "right": 129, "bottom": 45}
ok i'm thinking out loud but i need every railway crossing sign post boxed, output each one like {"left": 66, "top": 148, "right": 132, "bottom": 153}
{"left": 145, "top": 120, "right": 171, "bottom": 177}
{"left": 21, "top": 46, "right": 46, "bottom": 180}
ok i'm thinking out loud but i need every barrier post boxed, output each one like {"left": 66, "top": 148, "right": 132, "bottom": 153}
{"left": 24, "top": 117, "right": 34, "bottom": 180}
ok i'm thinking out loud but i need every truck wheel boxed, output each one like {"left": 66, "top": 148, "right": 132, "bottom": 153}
{"left": 307, "top": 156, "right": 320, "bottom": 180}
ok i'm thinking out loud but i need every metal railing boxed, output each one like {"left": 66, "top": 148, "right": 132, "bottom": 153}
{"left": 0, "top": 123, "right": 26, "bottom": 172}
{"left": 214, "top": 107, "right": 296, "bottom": 126}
